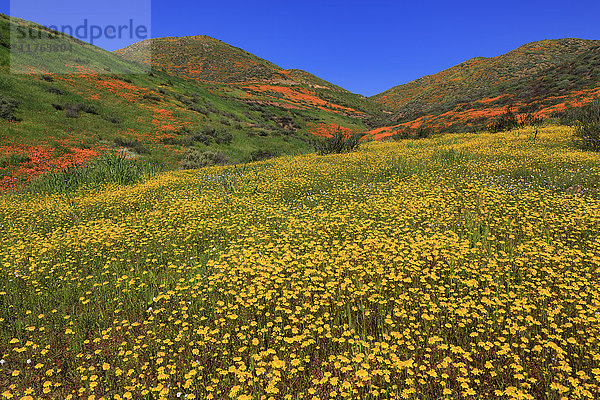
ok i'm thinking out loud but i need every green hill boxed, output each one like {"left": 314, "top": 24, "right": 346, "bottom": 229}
{"left": 0, "top": 14, "right": 387, "bottom": 191}
{"left": 115, "top": 35, "right": 387, "bottom": 120}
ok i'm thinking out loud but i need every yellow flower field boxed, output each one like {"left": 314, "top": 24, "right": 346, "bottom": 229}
{"left": 1, "top": 126, "right": 600, "bottom": 399}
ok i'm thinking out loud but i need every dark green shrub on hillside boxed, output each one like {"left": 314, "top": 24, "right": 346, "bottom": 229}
{"left": 64, "top": 107, "right": 79, "bottom": 118}
{"left": 488, "top": 106, "right": 543, "bottom": 133}
{"left": 312, "top": 127, "right": 363, "bottom": 155}
{"left": 488, "top": 107, "right": 520, "bottom": 132}
{"left": 77, "top": 103, "right": 99, "bottom": 115}
{"left": 63, "top": 102, "right": 100, "bottom": 118}
{"left": 247, "top": 149, "right": 277, "bottom": 162}
{"left": 191, "top": 130, "right": 212, "bottom": 145}
{"left": 181, "top": 149, "right": 231, "bottom": 169}
{"left": 103, "top": 114, "right": 122, "bottom": 124}
{"left": 46, "top": 87, "right": 65, "bottom": 95}
{"left": 214, "top": 129, "right": 233, "bottom": 144}
{"left": 389, "top": 126, "right": 433, "bottom": 140}
{"left": 192, "top": 126, "right": 233, "bottom": 145}
{"left": 573, "top": 100, "right": 600, "bottom": 151}
{"left": 114, "top": 136, "right": 150, "bottom": 154}
{"left": 0, "top": 153, "right": 30, "bottom": 168}
{"left": 0, "top": 94, "right": 18, "bottom": 121}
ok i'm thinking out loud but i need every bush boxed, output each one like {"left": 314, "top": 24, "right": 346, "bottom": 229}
{"left": 114, "top": 136, "right": 150, "bottom": 154}
{"left": 103, "top": 114, "right": 121, "bottom": 124}
{"left": 0, "top": 94, "right": 18, "bottom": 121}
{"left": 63, "top": 103, "right": 100, "bottom": 118}
{"left": 312, "top": 127, "right": 363, "bottom": 155}
{"left": 248, "top": 149, "right": 277, "bottom": 162}
{"left": 0, "top": 153, "right": 30, "bottom": 168}
{"left": 180, "top": 149, "right": 231, "bottom": 170}
{"left": 488, "top": 106, "right": 543, "bottom": 133}
{"left": 191, "top": 127, "right": 234, "bottom": 145}
{"left": 573, "top": 100, "right": 600, "bottom": 151}
{"left": 214, "top": 129, "right": 233, "bottom": 145}
{"left": 46, "top": 87, "right": 65, "bottom": 95}
{"left": 64, "top": 107, "right": 79, "bottom": 118}
{"left": 488, "top": 107, "right": 520, "bottom": 133}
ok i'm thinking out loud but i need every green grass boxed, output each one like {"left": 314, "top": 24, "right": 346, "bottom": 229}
{"left": 24, "top": 153, "right": 166, "bottom": 194}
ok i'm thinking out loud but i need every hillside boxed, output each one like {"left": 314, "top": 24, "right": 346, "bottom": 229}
{"left": 0, "top": 14, "right": 388, "bottom": 192}
{"left": 369, "top": 38, "right": 600, "bottom": 138}
{"left": 116, "top": 36, "right": 387, "bottom": 120}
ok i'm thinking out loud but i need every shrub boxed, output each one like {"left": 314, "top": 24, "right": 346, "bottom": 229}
{"left": 191, "top": 130, "right": 212, "bottom": 145}
{"left": 180, "top": 149, "right": 231, "bottom": 170}
{"left": 63, "top": 103, "right": 100, "bottom": 118}
{"left": 77, "top": 103, "right": 99, "bottom": 115}
{"left": 214, "top": 129, "right": 233, "bottom": 145}
{"left": 114, "top": 136, "right": 150, "bottom": 154}
{"left": 103, "top": 114, "right": 121, "bottom": 124}
{"left": 0, "top": 94, "right": 18, "bottom": 121}
{"left": 46, "top": 87, "right": 65, "bottom": 95}
{"left": 573, "top": 100, "right": 600, "bottom": 151}
{"left": 64, "top": 107, "right": 79, "bottom": 118}
{"left": 312, "top": 127, "right": 363, "bottom": 155}
{"left": 0, "top": 153, "right": 30, "bottom": 168}
{"left": 415, "top": 127, "right": 432, "bottom": 138}
{"left": 488, "top": 106, "right": 543, "bottom": 133}
{"left": 248, "top": 149, "right": 277, "bottom": 162}
{"left": 191, "top": 127, "right": 234, "bottom": 145}
{"left": 488, "top": 107, "right": 520, "bottom": 133}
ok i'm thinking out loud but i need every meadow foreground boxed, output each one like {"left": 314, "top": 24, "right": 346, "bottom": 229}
{"left": 1, "top": 126, "right": 599, "bottom": 399}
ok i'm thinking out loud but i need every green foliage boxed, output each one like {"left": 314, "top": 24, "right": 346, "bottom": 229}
{"left": 0, "top": 153, "right": 30, "bottom": 168}
{"left": 0, "top": 93, "right": 18, "bottom": 121}
{"left": 312, "top": 128, "right": 363, "bottom": 155}
{"left": 488, "top": 107, "right": 543, "bottom": 133}
{"left": 180, "top": 149, "right": 231, "bottom": 169}
{"left": 488, "top": 107, "right": 520, "bottom": 133}
{"left": 62, "top": 103, "right": 100, "bottom": 118}
{"left": 573, "top": 100, "right": 600, "bottom": 151}
{"left": 389, "top": 127, "right": 433, "bottom": 140}
{"left": 114, "top": 136, "right": 151, "bottom": 155}
{"left": 247, "top": 148, "right": 277, "bottom": 162}
{"left": 25, "top": 154, "right": 163, "bottom": 194}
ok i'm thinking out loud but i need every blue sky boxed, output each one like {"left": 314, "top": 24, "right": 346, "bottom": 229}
{"left": 3, "top": 0, "right": 600, "bottom": 96}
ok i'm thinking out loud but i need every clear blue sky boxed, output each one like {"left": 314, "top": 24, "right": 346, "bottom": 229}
{"left": 3, "top": 0, "right": 600, "bottom": 96}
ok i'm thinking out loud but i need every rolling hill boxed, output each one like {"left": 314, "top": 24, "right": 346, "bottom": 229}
{"left": 115, "top": 35, "right": 387, "bottom": 120}
{"left": 0, "top": 14, "right": 387, "bottom": 191}
{"left": 369, "top": 38, "right": 600, "bottom": 138}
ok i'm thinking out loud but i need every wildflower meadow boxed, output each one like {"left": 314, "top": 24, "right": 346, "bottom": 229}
{"left": 1, "top": 126, "right": 599, "bottom": 399}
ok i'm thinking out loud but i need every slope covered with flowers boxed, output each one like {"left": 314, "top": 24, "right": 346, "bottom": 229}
{"left": 370, "top": 39, "right": 600, "bottom": 135}
{"left": 115, "top": 35, "right": 383, "bottom": 119}
{"left": 1, "top": 126, "right": 600, "bottom": 399}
